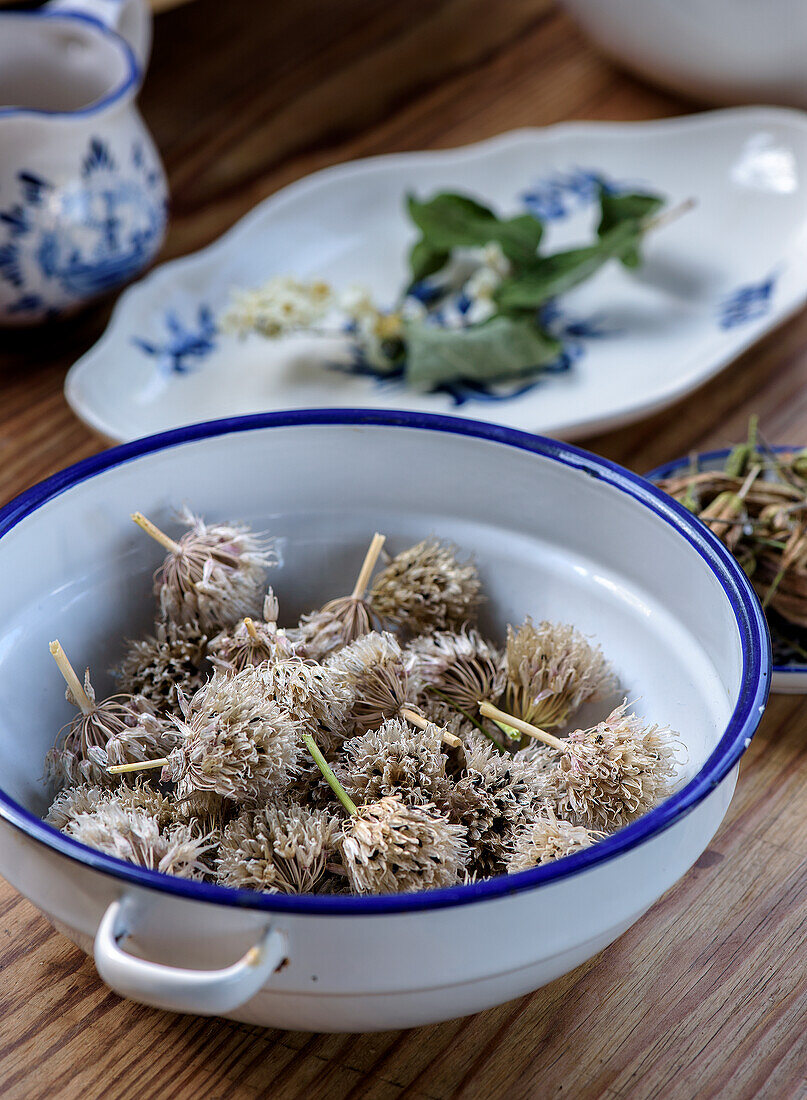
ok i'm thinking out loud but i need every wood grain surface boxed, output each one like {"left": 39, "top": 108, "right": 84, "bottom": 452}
{"left": 1, "top": 2, "right": 806, "bottom": 1097}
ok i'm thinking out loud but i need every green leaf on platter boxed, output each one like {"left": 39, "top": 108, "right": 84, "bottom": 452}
{"left": 493, "top": 220, "right": 644, "bottom": 312}
{"left": 406, "top": 192, "right": 543, "bottom": 270}
{"left": 409, "top": 238, "right": 451, "bottom": 284}
{"left": 597, "top": 188, "right": 664, "bottom": 269}
{"left": 403, "top": 315, "right": 562, "bottom": 391}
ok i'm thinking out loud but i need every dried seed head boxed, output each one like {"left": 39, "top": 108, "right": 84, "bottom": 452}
{"left": 216, "top": 803, "right": 339, "bottom": 894}
{"left": 505, "top": 618, "right": 616, "bottom": 729}
{"left": 253, "top": 656, "right": 353, "bottom": 750}
{"left": 208, "top": 590, "right": 296, "bottom": 673}
{"left": 290, "top": 607, "right": 352, "bottom": 661}
{"left": 369, "top": 539, "right": 482, "bottom": 634}
{"left": 45, "top": 779, "right": 174, "bottom": 831}
{"left": 335, "top": 717, "right": 451, "bottom": 807}
{"left": 115, "top": 620, "right": 209, "bottom": 714}
{"left": 406, "top": 627, "right": 505, "bottom": 711}
{"left": 45, "top": 672, "right": 175, "bottom": 788}
{"left": 326, "top": 631, "right": 413, "bottom": 734}
{"left": 293, "top": 597, "right": 381, "bottom": 660}
{"left": 507, "top": 807, "right": 601, "bottom": 872}
{"left": 171, "top": 788, "right": 231, "bottom": 837}
{"left": 161, "top": 668, "right": 302, "bottom": 804}
{"left": 153, "top": 507, "right": 276, "bottom": 633}
{"left": 445, "top": 738, "right": 550, "bottom": 875}
{"left": 550, "top": 701, "right": 681, "bottom": 831}
{"left": 63, "top": 800, "right": 214, "bottom": 878}
{"left": 340, "top": 794, "right": 469, "bottom": 894}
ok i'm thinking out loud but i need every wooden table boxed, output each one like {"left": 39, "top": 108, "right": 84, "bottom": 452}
{"left": 2, "top": 2, "right": 806, "bottom": 1096}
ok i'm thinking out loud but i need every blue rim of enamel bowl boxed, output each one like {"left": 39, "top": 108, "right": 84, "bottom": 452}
{"left": 647, "top": 445, "right": 801, "bottom": 679}
{"left": 0, "top": 410, "right": 771, "bottom": 915}
{"left": 0, "top": 12, "right": 140, "bottom": 120}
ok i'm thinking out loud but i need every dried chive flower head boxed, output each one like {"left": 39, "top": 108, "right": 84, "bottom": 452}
{"left": 63, "top": 800, "right": 214, "bottom": 878}
{"left": 506, "top": 806, "right": 601, "bottom": 872}
{"left": 254, "top": 655, "right": 353, "bottom": 750}
{"left": 293, "top": 533, "right": 386, "bottom": 659}
{"left": 45, "top": 667, "right": 170, "bottom": 788}
{"left": 340, "top": 794, "right": 468, "bottom": 894}
{"left": 369, "top": 539, "right": 482, "bottom": 634}
{"left": 505, "top": 618, "right": 615, "bottom": 730}
{"left": 45, "top": 779, "right": 174, "bottom": 832}
{"left": 335, "top": 717, "right": 450, "bottom": 807}
{"left": 550, "top": 701, "right": 680, "bottom": 831}
{"left": 138, "top": 507, "right": 276, "bottom": 633}
{"left": 161, "top": 668, "right": 301, "bottom": 804}
{"left": 115, "top": 620, "right": 209, "bottom": 714}
{"left": 326, "top": 631, "right": 412, "bottom": 734}
{"left": 406, "top": 627, "right": 505, "bottom": 711}
{"left": 208, "top": 590, "right": 295, "bottom": 673}
{"left": 216, "top": 803, "right": 339, "bottom": 894}
{"left": 446, "top": 737, "right": 549, "bottom": 874}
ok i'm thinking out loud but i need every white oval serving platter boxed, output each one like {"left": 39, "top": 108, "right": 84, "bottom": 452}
{"left": 66, "top": 107, "right": 807, "bottom": 444}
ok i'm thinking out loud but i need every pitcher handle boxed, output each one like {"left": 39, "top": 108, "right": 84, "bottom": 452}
{"left": 45, "top": 0, "right": 152, "bottom": 71}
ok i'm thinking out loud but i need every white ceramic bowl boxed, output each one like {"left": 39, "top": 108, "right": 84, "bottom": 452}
{"left": 0, "top": 411, "right": 769, "bottom": 1032}
{"left": 562, "top": 0, "right": 807, "bottom": 107}
{"left": 649, "top": 447, "right": 805, "bottom": 694}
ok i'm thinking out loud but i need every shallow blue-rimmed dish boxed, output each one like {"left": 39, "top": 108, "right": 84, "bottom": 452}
{"left": 648, "top": 446, "right": 803, "bottom": 694}
{"left": 0, "top": 410, "right": 769, "bottom": 1030}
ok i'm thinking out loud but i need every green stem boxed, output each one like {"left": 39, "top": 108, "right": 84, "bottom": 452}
{"left": 303, "top": 734, "right": 357, "bottom": 817}
{"left": 426, "top": 686, "right": 510, "bottom": 751}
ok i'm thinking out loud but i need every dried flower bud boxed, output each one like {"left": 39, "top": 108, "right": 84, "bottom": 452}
{"left": 507, "top": 807, "right": 601, "bottom": 872}
{"left": 369, "top": 539, "right": 482, "bottom": 634}
{"left": 505, "top": 618, "right": 616, "bottom": 729}
{"left": 63, "top": 800, "right": 214, "bottom": 878}
{"left": 216, "top": 803, "right": 339, "bottom": 894}
{"left": 549, "top": 701, "right": 681, "bottom": 831}
{"left": 45, "top": 671, "right": 173, "bottom": 788}
{"left": 326, "top": 631, "right": 413, "bottom": 734}
{"left": 445, "top": 738, "right": 550, "bottom": 875}
{"left": 154, "top": 507, "right": 276, "bottom": 633}
{"left": 253, "top": 656, "right": 353, "bottom": 750}
{"left": 340, "top": 794, "right": 469, "bottom": 894}
{"left": 162, "top": 668, "right": 301, "bottom": 804}
{"left": 45, "top": 779, "right": 174, "bottom": 831}
{"left": 208, "top": 590, "right": 296, "bottom": 673}
{"left": 406, "top": 627, "right": 505, "bottom": 710}
{"left": 292, "top": 595, "right": 381, "bottom": 661}
{"left": 335, "top": 717, "right": 450, "bottom": 807}
{"left": 115, "top": 620, "right": 209, "bottom": 714}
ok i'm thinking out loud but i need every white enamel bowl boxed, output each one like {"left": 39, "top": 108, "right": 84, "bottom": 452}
{"left": 0, "top": 411, "right": 769, "bottom": 1032}
{"left": 649, "top": 447, "right": 806, "bottom": 694}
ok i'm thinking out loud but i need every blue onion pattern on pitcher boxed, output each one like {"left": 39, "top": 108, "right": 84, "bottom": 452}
{"left": 0, "top": 136, "right": 166, "bottom": 320}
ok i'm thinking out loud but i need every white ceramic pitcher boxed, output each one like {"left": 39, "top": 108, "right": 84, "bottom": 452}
{"left": 0, "top": 0, "right": 167, "bottom": 326}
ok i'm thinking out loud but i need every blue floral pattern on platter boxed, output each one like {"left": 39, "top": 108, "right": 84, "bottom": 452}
{"left": 719, "top": 274, "right": 777, "bottom": 330}
{"left": 0, "top": 137, "right": 166, "bottom": 319}
{"left": 133, "top": 305, "right": 217, "bottom": 373}
{"left": 520, "top": 167, "right": 642, "bottom": 221}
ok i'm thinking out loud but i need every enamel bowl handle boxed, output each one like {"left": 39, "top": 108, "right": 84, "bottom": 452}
{"left": 45, "top": 0, "right": 152, "bottom": 70}
{"left": 94, "top": 899, "right": 287, "bottom": 1016}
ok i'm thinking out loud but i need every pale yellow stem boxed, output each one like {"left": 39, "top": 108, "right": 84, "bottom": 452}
{"left": 131, "top": 512, "right": 182, "bottom": 555}
{"left": 243, "top": 617, "right": 261, "bottom": 642}
{"left": 351, "top": 532, "right": 386, "bottom": 600}
{"left": 107, "top": 758, "right": 169, "bottom": 775}
{"left": 400, "top": 706, "right": 461, "bottom": 749}
{"left": 478, "top": 701, "right": 565, "bottom": 752}
{"left": 49, "top": 640, "right": 93, "bottom": 715}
